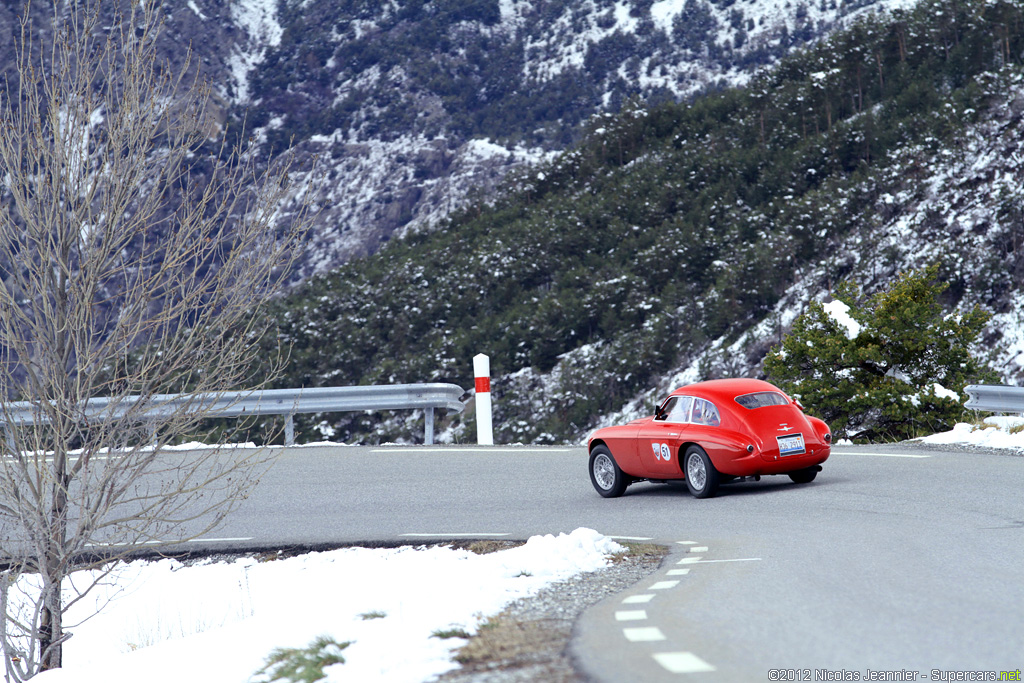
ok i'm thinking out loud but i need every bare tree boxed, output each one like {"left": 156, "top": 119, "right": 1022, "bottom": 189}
{"left": 0, "top": 1, "right": 319, "bottom": 678}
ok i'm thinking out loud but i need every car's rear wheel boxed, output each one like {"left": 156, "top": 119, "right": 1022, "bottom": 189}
{"left": 684, "top": 445, "right": 719, "bottom": 498}
{"left": 589, "top": 445, "right": 628, "bottom": 498}
{"left": 788, "top": 467, "right": 818, "bottom": 484}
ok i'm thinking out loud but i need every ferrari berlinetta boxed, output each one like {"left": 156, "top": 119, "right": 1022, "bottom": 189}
{"left": 587, "top": 378, "right": 831, "bottom": 498}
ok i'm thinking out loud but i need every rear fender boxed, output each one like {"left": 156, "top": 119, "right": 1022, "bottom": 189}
{"left": 681, "top": 430, "right": 753, "bottom": 477}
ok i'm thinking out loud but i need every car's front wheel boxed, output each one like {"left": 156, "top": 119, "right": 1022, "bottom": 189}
{"left": 589, "top": 445, "right": 628, "bottom": 498}
{"left": 788, "top": 467, "right": 818, "bottom": 484}
{"left": 684, "top": 445, "right": 720, "bottom": 498}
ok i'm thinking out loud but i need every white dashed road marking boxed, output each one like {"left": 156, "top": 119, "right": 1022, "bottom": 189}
{"left": 610, "top": 535, "right": 655, "bottom": 541}
{"left": 616, "top": 541, "right": 760, "bottom": 674}
{"left": 615, "top": 610, "right": 648, "bottom": 621}
{"left": 623, "top": 627, "right": 667, "bottom": 642}
{"left": 654, "top": 652, "right": 718, "bottom": 673}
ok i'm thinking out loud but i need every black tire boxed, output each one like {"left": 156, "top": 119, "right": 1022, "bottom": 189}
{"left": 589, "top": 445, "right": 628, "bottom": 498}
{"left": 684, "top": 445, "right": 720, "bottom": 499}
{"left": 788, "top": 467, "right": 818, "bottom": 484}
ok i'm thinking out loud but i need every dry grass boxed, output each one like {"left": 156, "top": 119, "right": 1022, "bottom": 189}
{"left": 439, "top": 542, "right": 669, "bottom": 682}
{"left": 611, "top": 542, "right": 665, "bottom": 563}
{"left": 445, "top": 540, "right": 526, "bottom": 555}
{"left": 455, "top": 612, "right": 562, "bottom": 664}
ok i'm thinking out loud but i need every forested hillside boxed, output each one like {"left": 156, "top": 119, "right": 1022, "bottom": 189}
{"left": 269, "top": 0, "right": 1024, "bottom": 444}
{"left": 0, "top": 0, "right": 911, "bottom": 281}
{"left": 229, "top": 0, "right": 911, "bottom": 276}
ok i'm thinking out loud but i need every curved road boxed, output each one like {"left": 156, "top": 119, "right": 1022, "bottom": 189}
{"left": 201, "top": 443, "right": 1022, "bottom": 681}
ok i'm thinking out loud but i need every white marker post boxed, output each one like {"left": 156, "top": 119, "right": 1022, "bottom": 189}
{"left": 473, "top": 353, "right": 493, "bottom": 445}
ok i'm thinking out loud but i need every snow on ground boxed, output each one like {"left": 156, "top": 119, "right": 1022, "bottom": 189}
{"left": 916, "top": 415, "right": 1024, "bottom": 451}
{"left": 34, "top": 528, "right": 622, "bottom": 683}
{"left": 226, "top": 0, "right": 284, "bottom": 103}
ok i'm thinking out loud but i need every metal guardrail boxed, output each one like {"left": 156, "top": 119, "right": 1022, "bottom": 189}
{"left": 963, "top": 384, "right": 1024, "bottom": 415}
{"left": 1, "top": 384, "right": 466, "bottom": 445}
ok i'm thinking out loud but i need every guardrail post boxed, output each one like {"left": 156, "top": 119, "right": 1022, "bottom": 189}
{"left": 424, "top": 407, "right": 434, "bottom": 445}
{"left": 473, "top": 353, "right": 493, "bottom": 445}
{"left": 285, "top": 414, "right": 294, "bottom": 446}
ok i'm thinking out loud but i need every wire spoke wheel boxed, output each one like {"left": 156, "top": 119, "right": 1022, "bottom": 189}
{"left": 589, "top": 445, "right": 627, "bottom": 498}
{"left": 593, "top": 453, "right": 616, "bottom": 489}
{"left": 684, "top": 445, "right": 719, "bottom": 498}
{"left": 686, "top": 452, "right": 707, "bottom": 490}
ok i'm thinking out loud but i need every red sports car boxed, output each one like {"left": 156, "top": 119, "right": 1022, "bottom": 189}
{"left": 587, "top": 378, "right": 831, "bottom": 498}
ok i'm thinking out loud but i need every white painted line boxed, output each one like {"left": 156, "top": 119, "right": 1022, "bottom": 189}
{"left": 622, "top": 594, "right": 655, "bottom": 604}
{"left": 676, "top": 540, "right": 698, "bottom": 545}
{"left": 615, "top": 610, "right": 648, "bottom": 621}
{"left": 86, "top": 540, "right": 163, "bottom": 547}
{"left": 654, "top": 652, "right": 717, "bottom": 673}
{"left": 831, "top": 451, "right": 930, "bottom": 458}
{"left": 667, "top": 568, "right": 691, "bottom": 576}
{"left": 677, "top": 556, "right": 702, "bottom": 564}
{"left": 684, "top": 558, "right": 762, "bottom": 564}
{"left": 86, "top": 536, "right": 255, "bottom": 548}
{"left": 623, "top": 627, "right": 666, "bottom": 642}
{"left": 690, "top": 546, "right": 709, "bottom": 553}
{"left": 649, "top": 580, "right": 680, "bottom": 590}
{"left": 372, "top": 448, "right": 575, "bottom": 453}
{"left": 401, "top": 533, "right": 511, "bottom": 538}
{"left": 609, "top": 536, "right": 654, "bottom": 541}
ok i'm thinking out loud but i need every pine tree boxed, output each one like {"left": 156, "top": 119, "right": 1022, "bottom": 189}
{"left": 764, "top": 266, "right": 994, "bottom": 441}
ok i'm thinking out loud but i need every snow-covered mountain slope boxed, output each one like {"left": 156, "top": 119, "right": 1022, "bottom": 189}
{"left": 165, "top": 0, "right": 918, "bottom": 278}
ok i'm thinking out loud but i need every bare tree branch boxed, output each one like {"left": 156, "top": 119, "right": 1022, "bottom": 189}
{"left": 0, "top": 1, "right": 321, "bottom": 677}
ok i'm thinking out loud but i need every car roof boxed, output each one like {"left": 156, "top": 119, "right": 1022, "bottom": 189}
{"left": 668, "top": 378, "right": 788, "bottom": 404}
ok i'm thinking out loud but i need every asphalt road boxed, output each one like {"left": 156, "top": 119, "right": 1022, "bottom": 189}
{"left": 201, "top": 443, "right": 1023, "bottom": 681}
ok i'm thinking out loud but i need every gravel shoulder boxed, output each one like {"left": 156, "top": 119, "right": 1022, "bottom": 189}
{"left": 437, "top": 543, "right": 669, "bottom": 683}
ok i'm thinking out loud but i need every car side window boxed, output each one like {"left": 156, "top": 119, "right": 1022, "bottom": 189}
{"left": 655, "top": 397, "right": 677, "bottom": 421}
{"left": 666, "top": 396, "right": 692, "bottom": 423}
{"left": 691, "top": 398, "right": 721, "bottom": 426}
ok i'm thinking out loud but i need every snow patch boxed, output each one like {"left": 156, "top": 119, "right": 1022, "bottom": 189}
{"left": 823, "top": 299, "right": 861, "bottom": 339}
{"left": 916, "top": 416, "right": 1024, "bottom": 451}
{"left": 34, "top": 529, "right": 622, "bottom": 683}
{"left": 226, "top": 0, "right": 283, "bottom": 103}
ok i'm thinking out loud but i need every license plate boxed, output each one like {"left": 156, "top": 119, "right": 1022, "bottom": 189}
{"left": 777, "top": 433, "right": 805, "bottom": 456}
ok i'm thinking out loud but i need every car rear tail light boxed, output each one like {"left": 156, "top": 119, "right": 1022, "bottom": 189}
{"left": 746, "top": 444, "right": 754, "bottom": 453}
{"left": 824, "top": 433, "right": 832, "bottom": 443}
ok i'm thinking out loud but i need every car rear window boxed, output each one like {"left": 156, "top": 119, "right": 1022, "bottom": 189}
{"left": 735, "top": 391, "right": 790, "bottom": 409}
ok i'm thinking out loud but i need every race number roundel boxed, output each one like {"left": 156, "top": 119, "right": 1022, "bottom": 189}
{"left": 652, "top": 442, "right": 672, "bottom": 461}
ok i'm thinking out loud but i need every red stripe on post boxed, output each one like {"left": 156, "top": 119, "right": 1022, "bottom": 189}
{"left": 475, "top": 377, "right": 490, "bottom": 393}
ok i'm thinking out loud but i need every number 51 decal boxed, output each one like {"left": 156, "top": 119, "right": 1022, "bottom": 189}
{"left": 651, "top": 442, "right": 671, "bottom": 462}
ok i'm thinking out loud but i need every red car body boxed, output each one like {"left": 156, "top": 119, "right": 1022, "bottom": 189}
{"left": 587, "top": 378, "right": 831, "bottom": 498}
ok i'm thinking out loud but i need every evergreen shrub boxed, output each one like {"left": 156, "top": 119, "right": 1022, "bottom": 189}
{"left": 764, "top": 265, "right": 994, "bottom": 441}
